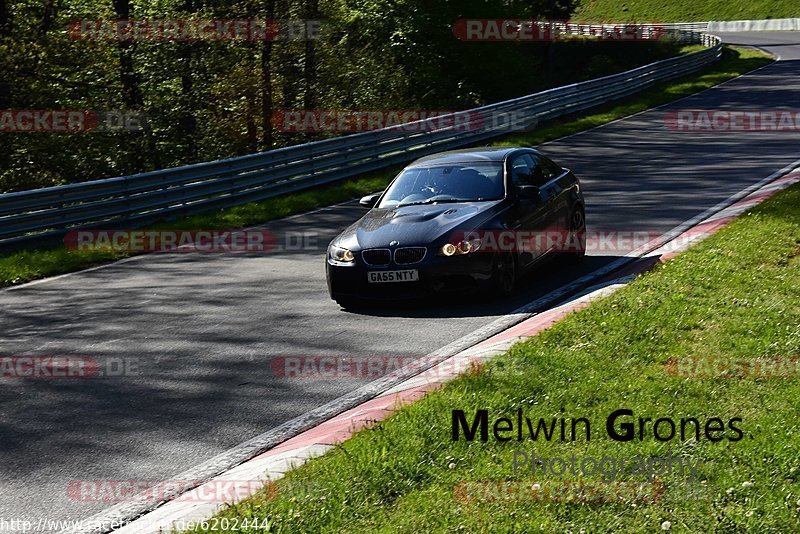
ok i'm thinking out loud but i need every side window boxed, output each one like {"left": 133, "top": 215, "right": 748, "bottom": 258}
{"left": 526, "top": 155, "right": 547, "bottom": 187}
{"left": 510, "top": 155, "right": 536, "bottom": 186}
{"left": 527, "top": 155, "right": 563, "bottom": 186}
{"left": 539, "top": 156, "right": 564, "bottom": 181}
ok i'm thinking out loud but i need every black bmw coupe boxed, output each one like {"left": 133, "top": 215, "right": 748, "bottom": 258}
{"left": 326, "top": 147, "right": 585, "bottom": 307}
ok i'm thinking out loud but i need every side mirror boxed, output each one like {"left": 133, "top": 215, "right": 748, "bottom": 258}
{"left": 515, "top": 185, "right": 540, "bottom": 199}
{"left": 359, "top": 193, "right": 382, "bottom": 208}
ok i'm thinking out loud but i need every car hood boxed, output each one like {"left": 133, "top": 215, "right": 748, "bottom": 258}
{"left": 334, "top": 201, "right": 501, "bottom": 250}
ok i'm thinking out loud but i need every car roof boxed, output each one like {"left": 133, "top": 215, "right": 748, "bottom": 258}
{"left": 408, "top": 147, "right": 541, "bottom": 167}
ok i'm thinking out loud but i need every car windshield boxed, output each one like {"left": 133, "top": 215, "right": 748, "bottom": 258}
{"left": 378, "top": 162, "right": 505, "bottom": 208}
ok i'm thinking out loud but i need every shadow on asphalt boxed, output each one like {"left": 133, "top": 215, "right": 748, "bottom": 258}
{"left": 337, "top": 254, "right": 621, "bottom": 318}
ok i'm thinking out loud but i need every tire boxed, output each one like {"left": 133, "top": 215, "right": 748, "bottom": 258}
{"left": 491, "top": 253, "right": 517, "bottom": 296}
{"left": 566, "top": 206, "right": 586, "bottom": 263}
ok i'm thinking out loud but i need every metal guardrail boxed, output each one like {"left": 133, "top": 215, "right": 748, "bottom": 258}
{"left": 658, "top": 22, "right": 711, "bottom": 32}
{"left": 0, "top": 29, "right": 722, "bottom": 249}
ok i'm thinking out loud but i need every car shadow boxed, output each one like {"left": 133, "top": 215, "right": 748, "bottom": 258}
{"left": 337, "top": 254, "right": 629, "bottom": 319}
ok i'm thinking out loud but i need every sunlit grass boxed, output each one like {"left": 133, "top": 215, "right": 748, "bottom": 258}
{"left": 189, "top": 181, "right": 800, "bottom": 533}
{"left": 574, "top": 0, "right": 799, "bottom": 23}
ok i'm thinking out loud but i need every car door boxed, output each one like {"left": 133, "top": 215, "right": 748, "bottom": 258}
{"left": 531, "top": 154, "right": 570, "bottom": 239}
{"left": 506, "top": 153, "right": 552, "bottom": 267}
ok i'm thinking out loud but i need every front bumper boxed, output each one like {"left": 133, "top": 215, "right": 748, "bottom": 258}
{"left": 326, "top": 250, "right": 495, "bottom": 301}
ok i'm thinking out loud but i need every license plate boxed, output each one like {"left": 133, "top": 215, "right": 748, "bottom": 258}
{"left": 367, "top": 270, "right": 419, "bottom": 283}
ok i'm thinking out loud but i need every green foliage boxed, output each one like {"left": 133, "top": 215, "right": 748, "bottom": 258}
{"left": 1, "top": 0, "right": 682, "bottom": 193}
{"left": 0, "top": 46, "right": 772, "bottom": 288}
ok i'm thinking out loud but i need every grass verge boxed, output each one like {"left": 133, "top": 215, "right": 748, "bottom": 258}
{"left": 574, "top": 0, "right": 799, "bottom": 23}
{"left": 0, "top": 46, "right": 772, "bottom": 288}
{"left": 188, "top": 180, "right": 800, "bottom": 532}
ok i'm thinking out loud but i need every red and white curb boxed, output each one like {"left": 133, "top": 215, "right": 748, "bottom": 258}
{"left": 100, "top": 162, "right": 800, "bottom": 533}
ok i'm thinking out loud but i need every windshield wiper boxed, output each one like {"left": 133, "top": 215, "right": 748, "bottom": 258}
{"left": 396, "top": 198, "right": 467, "bottom": 207}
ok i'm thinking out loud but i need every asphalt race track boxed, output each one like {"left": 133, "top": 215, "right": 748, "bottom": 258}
{"left": 1, "top": 31, "right": 798, "bottom": 528}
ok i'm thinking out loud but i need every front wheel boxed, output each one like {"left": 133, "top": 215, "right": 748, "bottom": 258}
{"left": 491, "top": 253, "right": 517, "bottom": 296}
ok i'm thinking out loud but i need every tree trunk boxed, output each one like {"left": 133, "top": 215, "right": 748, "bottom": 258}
{"left": 178, "top": 0, "right": 197, "bottom": 162}
{"left": 0, "top": 0, "right": 12, "bottom": 173}
{"left": 113, "top": 0, "right": 142, "bottom": 108}
{"left": 0, "top": 0, "right": 11, "bottom": 103}
{"left": 28, "top": 0, "right": 57, "bottom": 73}
{"left": 259, "top": 0, "right": 276, "bottom": 150}
{"left": 112, "top": 0, "right": 160, "bottom": 170}
{"left": 303, "top": 0, "right": 318, "bottom": 110}
{"left": 0, "top": 0, "right": 11, "bottom": 36}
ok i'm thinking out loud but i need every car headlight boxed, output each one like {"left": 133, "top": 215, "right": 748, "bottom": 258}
{"left": 328, "top": 245, "right": 355, "bottom": 264}
{"left": 440, "top": 238, "right": 482, "bottom": 256}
